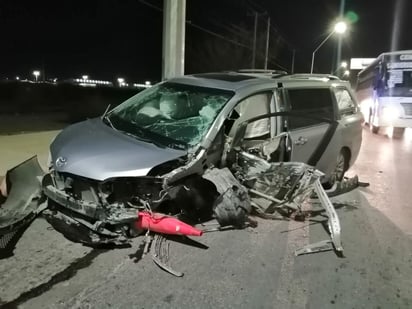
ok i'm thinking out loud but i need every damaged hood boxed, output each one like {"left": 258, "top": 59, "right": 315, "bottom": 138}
{"left": 50, "top": 118, "right": 186, "bottom": 181}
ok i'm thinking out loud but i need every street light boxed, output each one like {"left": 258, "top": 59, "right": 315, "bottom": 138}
{"left": 310, "top": 21, "right": 347, "bottom": 74}
{"left": 117, "top": 77, "right": 125, "bottom": 87}
{"left": 33, "top": 70, "right": 40, "bottom": 82}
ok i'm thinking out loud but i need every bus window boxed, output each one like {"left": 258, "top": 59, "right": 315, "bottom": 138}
{"left": 388, "top": 70, "right": 412, "bottom": 88}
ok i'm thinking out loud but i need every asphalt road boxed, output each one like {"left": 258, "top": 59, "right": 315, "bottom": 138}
{"left": 1, "top": 126, "right": 412, "bottom": 309}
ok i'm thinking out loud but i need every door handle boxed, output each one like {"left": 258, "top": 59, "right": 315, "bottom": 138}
{"left": 294, "top": 136, "right": 308, "bottom": 145}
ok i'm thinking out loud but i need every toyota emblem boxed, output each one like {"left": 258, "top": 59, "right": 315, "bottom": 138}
{"left": 55, "top": 156, "right": 67, "bottom": 168}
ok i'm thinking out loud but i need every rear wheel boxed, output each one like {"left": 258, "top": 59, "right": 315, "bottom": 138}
{"left": 370, "top": 125, "right": 380, "bottom": 134}
{"left": 393, "top": 127, "right": 405, "bottom": 137}
{"left": 332, "top": 151, "right": 348, "bottom": 183}
{"left": 369, "top": 112, "right": 380, "bottom": 134}
{"left": 324, "top": 150, "right": 349, "bottom": 189}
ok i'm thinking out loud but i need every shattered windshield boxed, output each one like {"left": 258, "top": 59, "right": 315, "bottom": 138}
{"left": 107, "top": 83, "right": 233, "bottom": 150}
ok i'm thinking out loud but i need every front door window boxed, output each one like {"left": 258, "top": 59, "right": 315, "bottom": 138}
{"left": 228, "top": 92, "right": 272, "bottom": 139}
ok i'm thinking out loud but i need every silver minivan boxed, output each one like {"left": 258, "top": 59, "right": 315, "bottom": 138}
{"left": 35, "top": 72, "right": 362, "bottom": 245}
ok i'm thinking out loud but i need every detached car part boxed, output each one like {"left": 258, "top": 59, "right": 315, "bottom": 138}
{"left": 0, "top": 156, "right": 45, "bottom": 256}
{"left": 229, "top": 148, "right": 343, "bottom": 256}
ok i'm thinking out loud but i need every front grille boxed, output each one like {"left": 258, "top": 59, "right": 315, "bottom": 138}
{"left": 401, "top": 103, "right": 412, "bottom": 116}
{"left": 52, "top": 171, "right": 96, "bottom": 201}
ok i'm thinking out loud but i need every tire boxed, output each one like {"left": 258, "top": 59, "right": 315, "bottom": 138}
{"left": 393, "top": 127, "right": 405, "bottom": 137}
{"left": 368, "top": 112, "right": 380, "bottom": 134}
{"left": 370, "top": 125, "right": 380, "bottom": 134}
{"left": 332, "top": 151, "right": 348, "bottom": 183}
{"left": 323, "top": 151, "right": 349, "bottom": 189}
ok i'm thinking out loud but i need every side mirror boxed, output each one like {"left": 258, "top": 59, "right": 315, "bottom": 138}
{"left": 227, "top": 109, "right": 240, "bottom": 120}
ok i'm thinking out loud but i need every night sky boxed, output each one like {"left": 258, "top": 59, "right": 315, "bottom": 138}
{"left": 1, "top": 0, "right": 411, "bottom": 82}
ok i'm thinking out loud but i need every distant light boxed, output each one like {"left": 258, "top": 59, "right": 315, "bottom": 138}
{"left": 334, "top": 21, "right": 347, "bottom": 34}
{"left": 134, "top": 83, "right": 152, "bottom": 88}
{"left": 33, "top": 70, "right": 40, "bottom": 82}
{"left": 343, "top": 70, "right": 350, "bottom": 76}
{"left": 117, "top": 77, "right": 125, "bottom": 87}
{"left": 341, "top": 61, "right": 348, "bottom": 68}
{"left": 79, "top": 83, "right": 96, "bottom": 87}
{"left": 145, "top": 81, "right": 151, "bottom": 86}
{"left": 82, "top": 75, "right": 89, "bottom": 80}
{"left": 16, "top": 76, "right": 20, "bottom": 80}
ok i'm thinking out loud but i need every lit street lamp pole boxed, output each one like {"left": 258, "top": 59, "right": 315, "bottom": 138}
{"left": 310, "top": 21, "right": 347, "bottom": 74}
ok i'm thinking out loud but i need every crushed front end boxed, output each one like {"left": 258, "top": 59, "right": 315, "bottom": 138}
{"left": 42, "top": 170, "right": 168, "bottom": 246}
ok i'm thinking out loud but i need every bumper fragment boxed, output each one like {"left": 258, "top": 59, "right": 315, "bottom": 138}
{"left": 0, "top": 156, "right": 45, "bottom": 257}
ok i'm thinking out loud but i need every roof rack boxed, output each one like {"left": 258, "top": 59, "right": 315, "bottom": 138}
{"left": 286, "top": 73, "right": 341, "bottom": 81}
{"left": 229, "top": 69, "right": 289, "bottom": 78}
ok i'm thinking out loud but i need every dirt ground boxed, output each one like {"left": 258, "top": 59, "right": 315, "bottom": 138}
{"left": 0, "top": 113, "right": 68, "bottom": 136}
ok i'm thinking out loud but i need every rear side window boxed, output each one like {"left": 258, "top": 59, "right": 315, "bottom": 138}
{"left": 333, "top": 88, "right": 356, "bottom": 115}
{"left": 287, "top": 88, "right": 334, "bottom": 129}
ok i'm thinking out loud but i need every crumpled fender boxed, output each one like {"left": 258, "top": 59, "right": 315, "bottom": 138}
{"left": 0, "top": 156, "right": 46, "bottom": 258}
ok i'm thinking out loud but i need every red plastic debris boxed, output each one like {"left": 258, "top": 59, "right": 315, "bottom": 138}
{"left": 135, "top": 211, "right": 203, "bottom": 236}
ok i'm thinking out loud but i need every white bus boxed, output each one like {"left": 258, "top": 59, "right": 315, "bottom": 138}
{"left": 356, "top": 50, "right": 412, "bottom": 134}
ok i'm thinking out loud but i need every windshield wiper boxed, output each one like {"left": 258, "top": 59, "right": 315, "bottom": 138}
{"left": 103, "top": 115, "right": 116, "bottom": 130}
{"left": 101, "top": 104, "right": 111, "bottom": 118}
{"left": 120, "top": 130, "right": 167, "bottom": 149}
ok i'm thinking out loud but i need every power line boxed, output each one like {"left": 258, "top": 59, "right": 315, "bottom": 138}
{"left": 195, "top": 13, "right": 289, "bottom": 71}
{"left": 139, "top": 0, "right": 250, "bottom": 50}
{"left": 139, "top": 0, "right": 161, "bottom": 12}
{"left": 245, "top": 0, "right": 296, "bottom": 51}
{"left": 187, "top": 21, "right": 251, "bottom": 50}
{"left": 138, "top": 0, "right": 289, "bottom": 71}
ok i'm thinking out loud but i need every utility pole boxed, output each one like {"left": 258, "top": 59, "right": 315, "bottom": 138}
{"left": 290, "top": 49, "right": 296, "bottom": 73}
{"left": 264, "top": 16, "right": 270, "bottom": 70}
{"left": 251, "top": 12, "right": 258, "bottom": 69}
{"left": 162, "top": 0, "right": 186, "bottom": 80}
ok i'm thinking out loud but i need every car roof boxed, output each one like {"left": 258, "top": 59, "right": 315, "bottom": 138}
{"left": 167, "top": 72, "right": 349, "bottom": 91}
